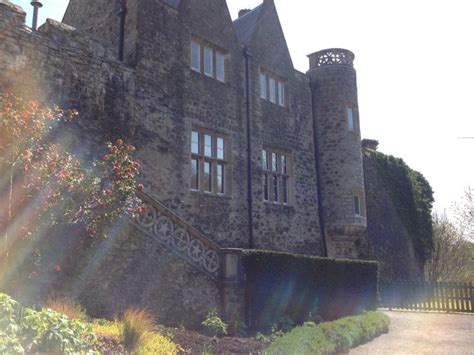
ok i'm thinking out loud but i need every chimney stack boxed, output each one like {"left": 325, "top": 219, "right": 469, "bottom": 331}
{"left": 238, "top": 9, "right": 251, "bottom": 18}
{"left": 30, "top": 1, "right": 42, "bottom": 31}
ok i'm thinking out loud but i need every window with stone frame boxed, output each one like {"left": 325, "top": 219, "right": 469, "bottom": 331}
{"left": 191, "top": 129, "right": 228, "bottom": 195}
{"left": 259, "top": 69, "right": 287, "bottom": 107}
{"left": 262, "top": 149, "right": 291, "bottom": 204}
{"left": 347, "top": 107, "right": 355, "bottom": 131}
{"left": 191, "top": 37, "right": 227, "bottom": 82}
{"left": 353, "top": 190, "right": 366, "bottom": 217}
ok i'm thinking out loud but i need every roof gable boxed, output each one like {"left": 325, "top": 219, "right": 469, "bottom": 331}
{"left": 240, "top": 0, "right": 294, "bottom": 72}
{"left": 233, "top": 4, "right": 263, "bottom": 45}
{"left": 186, "top": 0, "right": 241, "bottom": 52}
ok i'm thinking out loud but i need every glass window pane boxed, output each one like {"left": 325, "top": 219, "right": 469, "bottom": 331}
{"left": 354, "top": 195, "right": 361, "bottom": 215}
{"left": 204, "top": 134, "right": 212, "bottom": 157}
{"left": 278, "top": 82, "right": 285, "bottom": 106}
{"left": 281, "top": 155, "right": 287, "bottom": 174}
{"left": 204, "top": 161, "right": 212, "bottom": 192}
{"left": 217, "top": 137, "right": 224, "bottom": 160}
{"left": 282, "top": 177, "right": 288, "bottom": 204}
{"left": 347, "top": 108, "right": 354, "bottom": 131}
{"left": 269, "top": 77, "right": 276, "bottom": 103}
{"left": 216, "top": 52, "right": 225, "bottom": 82}
{"left": 217, "top": 164, "right": 224, "bottom": 194}
{"left": 259, "top": 73, "right": 267, "bottom": 99}
{"left": 191, "top": 41, "right": 200, "bottom": 72}
{"left": 263, "top": 174, "right": 269, "bottom": 201}
{"left": 191, "top": 131, "right": 199, "bottom": 154}
{"left": 204, "top": 47, "right": 213, "bottom": 77}
{"left": 262, "top": 150, "right": 268, "bottom": 170}
{"left": 271, "top": 152, "right": 277, "bottom": 172}
{"left": 191, "top": 159, "right": 199, "bottom": 190}
{"left": 273, "top": 175, "right": 279, "bottom": 202}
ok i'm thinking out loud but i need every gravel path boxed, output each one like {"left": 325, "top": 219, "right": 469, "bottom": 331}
{"left": 350, "top": 311, "right": 474, "bottom": 355}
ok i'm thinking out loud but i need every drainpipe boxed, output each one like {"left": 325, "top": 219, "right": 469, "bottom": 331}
{"left": 244, "top": 47, "right": 254, "bottom": 249}
{"left": 310, "top": 82, "right": 329, "bottom": 257}
{"left": 30, "top": 1, "right": 43, "bottom": 31}
{"left": 118, "top": 0, "right": 127, "bottom": 61}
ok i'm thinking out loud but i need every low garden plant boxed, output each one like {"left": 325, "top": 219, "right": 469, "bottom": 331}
{"left": 265, "top": 311, "right": 390, "bottom": 355}
{"left": 201, "top": 309, "right": 228, "bottom": 337}
{"left": 0, "top": 293, "right": 97, "bottom": 354}
{"left": 44, "top": 295, "right": 87, "bottom": 321}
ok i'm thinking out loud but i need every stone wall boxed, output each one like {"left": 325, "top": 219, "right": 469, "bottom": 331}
{"left": 245, "top": 0, "right": 323, "bottom": 255}
{"left": 76, "top": 224, "right": 221, "bottom": 328}
{"left": 0, "top": 0, "right": 221, "bottom": 326}
{"left": 0, "top": 1, "right": 136, "bottom": 159}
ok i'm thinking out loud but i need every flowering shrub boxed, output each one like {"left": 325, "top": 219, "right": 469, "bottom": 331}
{"left": 0, "top": 93, "right": 143, "bottom": 277}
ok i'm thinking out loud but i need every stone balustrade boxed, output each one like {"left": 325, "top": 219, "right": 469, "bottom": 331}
{"left": 134, "top": 192, "right": 222, "bottom": 279}
{"left": 308, "top": 48, "right": 354, "bottom": 69}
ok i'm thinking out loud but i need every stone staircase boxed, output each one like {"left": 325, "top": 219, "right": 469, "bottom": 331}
{"left": 133, "top": 192, "right": 223, "bottom": 280}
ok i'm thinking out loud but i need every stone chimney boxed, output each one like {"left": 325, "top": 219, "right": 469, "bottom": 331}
{"left": 238, "top": 9, "right": 251, "bottom": 18}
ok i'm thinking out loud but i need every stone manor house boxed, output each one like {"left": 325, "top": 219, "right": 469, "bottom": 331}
{"left": 2, "top": 0, "right": 367, "bottom": 261}
{"left": 1, "top": 0, "right": 374, "bottom": 323}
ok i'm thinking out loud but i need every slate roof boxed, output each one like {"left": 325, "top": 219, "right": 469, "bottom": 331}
{"left": 233, "top": 4, "right": 263, "bottom": 45}
{"left": 162, "top": 0, "right": 180, "bottom": 9}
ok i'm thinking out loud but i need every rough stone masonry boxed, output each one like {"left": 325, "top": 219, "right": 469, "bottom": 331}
{"left": 0, "top": 0, "right": 425, "bottom": 325}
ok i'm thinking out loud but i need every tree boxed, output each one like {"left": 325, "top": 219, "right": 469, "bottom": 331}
{"left": 425, "top": 213, "right": 474, "bottom": 283}
{"left": 453, "top": 187, "right": 474, "bottom": 242}
{"left": 0, "top": 93, "right": 143, "bottom": 281}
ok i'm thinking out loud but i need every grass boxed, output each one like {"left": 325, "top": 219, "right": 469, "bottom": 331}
{"left": 92, "top": 315, "right": 181, "bottom": 354}
{"left": 137, "top": 333, "right": 183, "bottom": 355}
{"left": 44, "top": 295, "right": 87, "bottom": 320}
{"left": 122, "top": 308, "right": 155, "bottom": 353}
{"left": 265, "top": 311, "right": 390, "bottom": 355}
{"left": 92, "top": 319, "right": 122, "bottom": 338}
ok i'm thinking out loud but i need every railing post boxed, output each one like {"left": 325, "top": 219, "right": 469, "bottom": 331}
{"left": 470, "top": 282, "right": 474, "bottom": 313}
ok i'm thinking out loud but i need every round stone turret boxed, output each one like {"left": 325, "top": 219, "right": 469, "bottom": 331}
{"left": 307, "top": 48, "right": 366, "bottom": 259}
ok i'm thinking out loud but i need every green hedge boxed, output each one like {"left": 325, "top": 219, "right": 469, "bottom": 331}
{"left": 242, "top": 250, "right": 378, "bottom": 331}
{"left": 265, "top": 311, "right": 390, "bottom": 354}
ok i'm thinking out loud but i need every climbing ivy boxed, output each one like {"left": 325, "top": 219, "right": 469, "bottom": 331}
{"left": 367, "top": 150, "right": 434, "bottom": 261}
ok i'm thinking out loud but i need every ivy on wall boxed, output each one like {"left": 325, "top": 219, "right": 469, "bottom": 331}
{"left": 366, "top": 150, "right": 434, "bottom": 261}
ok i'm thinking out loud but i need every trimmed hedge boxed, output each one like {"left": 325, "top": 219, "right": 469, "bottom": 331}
{"left": 266, "top": 311, "right": 390, "bottom": 354}
{"left": 241, "top": 250, "right": 378, "bottom": 331}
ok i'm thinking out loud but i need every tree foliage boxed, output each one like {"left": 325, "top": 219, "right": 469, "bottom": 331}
{"left": 453, "top": 187, "right": 474, "bottom": 242}
{"left": 370, "top": 151, "right": 435, "bottom": 261}
{"left": 425, "top": 213, "right": 474, "bottom": 283}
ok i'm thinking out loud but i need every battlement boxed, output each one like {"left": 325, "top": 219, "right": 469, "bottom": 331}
{"left": 0, "top": 0, "right": 25, "bottom": 26}
{"left": 0, "top": 0, "right": 120, "bottom": 64}
{"left": 308, "top": 48, "right": 355, "bottom": 70}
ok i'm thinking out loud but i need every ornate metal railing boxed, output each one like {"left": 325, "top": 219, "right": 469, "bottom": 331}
{"left": 308, "top": 48, "right": 354, "bottom": 69}
{"left": 133, "top": 192, "right": 222, "bottom": 279}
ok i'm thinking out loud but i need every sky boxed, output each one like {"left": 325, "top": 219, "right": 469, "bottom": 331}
{"left": 12, "top": 0, "right": 474, "bottom": 215}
